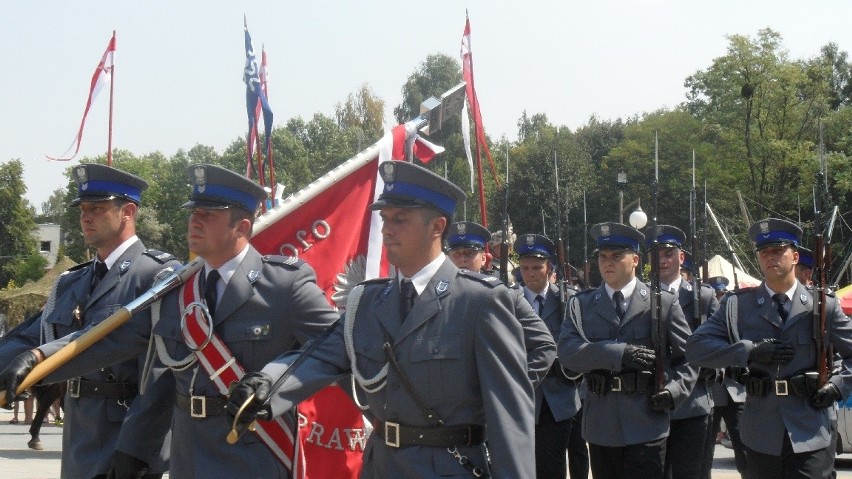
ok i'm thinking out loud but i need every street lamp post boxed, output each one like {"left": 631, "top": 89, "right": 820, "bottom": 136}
{"left": 617, "top": 172, "right": 627, "bottom": 224}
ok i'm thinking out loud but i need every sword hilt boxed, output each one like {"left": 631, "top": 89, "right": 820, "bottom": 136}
{"left": 226, "top": 393, "right": 258, "bottom": 445}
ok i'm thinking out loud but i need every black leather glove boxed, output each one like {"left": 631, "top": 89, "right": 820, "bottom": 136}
{"left": 105, "top": 450, "right": 149, "bottom": 479}
{"left": 649, "top": 390, "right": 675, "bottom": 412}
{"left": 748, "top": 339, "right": 794, "bottom": 365}
{"left": 0, "top": 350, "right": 39, "bottom": 407}
{"left": 809, "top": 382, "right": 842, "bottom": 409}
{"left": 226, "top": 372, "right": 273, "bottom": 425}
{"left": 621, "top": 344, "right": 655, "bottom": 371}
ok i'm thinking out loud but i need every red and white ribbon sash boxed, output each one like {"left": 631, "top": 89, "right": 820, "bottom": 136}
{"left": 179, "top": 272, "right": 304, "bottom": 476}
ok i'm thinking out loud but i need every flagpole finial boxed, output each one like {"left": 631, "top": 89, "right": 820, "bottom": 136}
{"left": 244, "top": 14, "right": 248, "bottom": 29}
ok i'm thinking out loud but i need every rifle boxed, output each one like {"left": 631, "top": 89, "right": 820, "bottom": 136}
{"left": 651, "top": 133, "right": 666, "bottom": 393}
{"left": 554, "top": 151, "right": 568, "bottom": 306}
{"left": 690, "top": 151, "right": 701, "bottom": 324}
{"left": 499, "top": 144, "right": 510, "bottom": 285}
{"left": 583, "top": 190, "right": 590, "bottom": 289}
{"left": 0, "top": 258, "right": 204, "bottom": 408}
{"left": 702, "top": 180, "right": 709, "bottom": 282}
{"left": 813, "top": 128, "right": 830, "bottom": 387}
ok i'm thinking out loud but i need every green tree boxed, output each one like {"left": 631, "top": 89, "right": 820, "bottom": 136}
{"left": 15, "top": 250, "right": 48, "bottom": 285}
{"left": 0, "top": 159, "right": 39, "bottom": 287}
{"left": 335, "top": 83, "right": 385, "bottom": 140}
{"left": 684, "top": 28, "right": 834, "bottom": 216}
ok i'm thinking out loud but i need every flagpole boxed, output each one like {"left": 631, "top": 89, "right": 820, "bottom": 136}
{"left": 262, "top": 46, "right": 276, "bottom": 203}
{"left": 107, "top": 30, "right": 115, "bottom": 167}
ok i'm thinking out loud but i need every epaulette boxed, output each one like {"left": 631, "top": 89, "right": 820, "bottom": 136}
{"left": 262, "top": 255, "right": 304, "bottom": 269}
{"left": 143, "top": 249, "right": 177, "bottom": 264}
{"left": 62, "top": 260, "right": 93, "bottom": 275}
{"left": 457, "top": 269, "right": 502, "bottom": 288}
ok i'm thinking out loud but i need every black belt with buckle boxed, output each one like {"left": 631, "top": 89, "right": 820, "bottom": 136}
{"left": 746, "top": 372, "right": 819, "bottom": 398}
{"left": 374, "top": 421, "right": 485, "bottom": 448}
{"left": 585, "top": 370, "right": 654, "bottom": 395}
{"left": 67, "top": 377, "right": 138, "bottom": 400}
{"left": 175, "top": 392, "right": 229, "bottom": 418}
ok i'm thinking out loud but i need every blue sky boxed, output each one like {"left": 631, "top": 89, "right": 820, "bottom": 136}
{"left": 3, "top": 0, "right": 851, "bottom": 207}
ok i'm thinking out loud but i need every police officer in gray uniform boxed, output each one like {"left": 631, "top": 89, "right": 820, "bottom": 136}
{"left": 559, "top": 222, "right": 697, "bottom": 479}
{"left": 644, "top": 225, "right": 719, "bottom": 479}
{"left": 0, "top": 164, "right": 180, "bottom": 479}
{"left": 687, "top": 218, "right": 852, "bottom": 479}
{"left": 516, "top": 233, "right": 580, "bottom": 479}
{"left": 445, "top": 221, "right": 556, "bottom": 388}
{"left": 1, "top": 164, "right": 338, "bottom": 478}
{"left": 228, "top": 161, "right": 536, "bottom": 478}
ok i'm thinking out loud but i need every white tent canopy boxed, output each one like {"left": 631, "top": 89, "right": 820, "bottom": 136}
{"left": 706, "top": 254, "right": 761, "bottom": 289}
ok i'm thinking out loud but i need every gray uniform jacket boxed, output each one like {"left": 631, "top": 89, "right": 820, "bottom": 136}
{"left": 671, "top": 281, "right": 719, "bottom": 420}
{"left": 42, "top": 246, "right": 338, "bottom": 478}
{"left": 261, "top": 258, "right": 536, "bottom": 478}
{"left": 529, "top": 283, "right": 580, "bottom": 423}
{"left": 559, "top": 283, "right": 697, "bottom": 447}
{"left": 508, "top": 284, "right": 557, "bottom": 388}
{"left": 0, "top": 240, "right": 179, "bottom": 479}
{"left": 686, "top": 283, "right": 852, "bottom": 455}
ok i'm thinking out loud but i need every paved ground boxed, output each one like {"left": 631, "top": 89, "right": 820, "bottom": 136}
{"left": 0, "top": 407, "right": 850, "bottom": 478}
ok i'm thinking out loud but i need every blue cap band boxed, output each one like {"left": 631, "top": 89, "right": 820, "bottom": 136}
{"left": 195, "top": 183, "right": 259, "bottom": 212}
{"left": 756, "top": 231, "right": 799, "bottom": 246}
{"left": 647, "top": 233, "right": 682, "bottom": 247}
{"left": 448, "top": 234, "right": 487, "bottom": 248}
{"left": 518, "top": 244, "right": 553, "bottom": 257}
{"left": 385, "top": 180, "right": 457, "bottom": 216}
{"left": 81, "top": 180, "right": 142, "bottom": 203}
{"left": 598, "top": 235, "right": 641, "bottom": 251}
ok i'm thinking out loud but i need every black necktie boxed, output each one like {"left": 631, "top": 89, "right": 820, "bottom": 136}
{"left": 399, "top": 279, "right": 417, "bottom": 320}
{"left": 613, "top": 291, "right": 625, "bottom": 320}
{"left": 205, "top": 269, "right": 221, "bottom": 316}
{"left": 91, "top": 261, "right": 108, "bottom": 292}
{"left": 535, "top": 294, "right": 545, "bottom": 316}
{"left": 773, "top": 293, "right": 788, "bottom": 321}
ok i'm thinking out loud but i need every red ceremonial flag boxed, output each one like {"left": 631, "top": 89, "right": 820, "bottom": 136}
{"left": 251, "top": 121, "right": 426, "bottom": 478}
{"left": 390, "top": 123, "right": 445, "bottom": 164}
{"left": 47, "top": 32, "right": 116, "bottom": 161}
{"left": 460, "top": 14, "right": 500, "bottom": 226}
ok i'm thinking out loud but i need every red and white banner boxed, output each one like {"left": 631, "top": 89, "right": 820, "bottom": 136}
{"left": 460, "top": 15, "right": 500, "bottom": 227}
{"left": 46, "top": 32, "right": 116, "bottom": 161}
{"left": 251, "top": 123, "right": 429, "bottom": 477}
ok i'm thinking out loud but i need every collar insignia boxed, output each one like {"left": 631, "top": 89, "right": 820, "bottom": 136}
{"left": 248, "top": 270, "right": 260, "bottom": 283}
{"left": 757, "top": 297, "right": 765, "bottom": 306}
{"left": 119, "top": 260, "right": 131, "bottom": 273}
